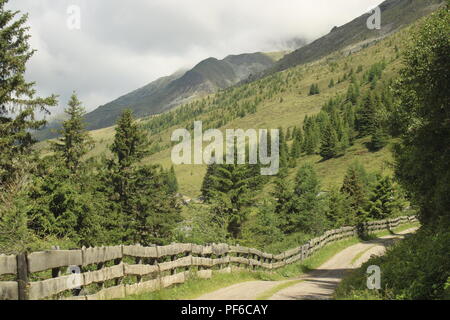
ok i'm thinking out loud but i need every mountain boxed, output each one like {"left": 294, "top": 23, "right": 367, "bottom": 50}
{"left": 248, "top": 0, "right": 444, "bottom": 81}
{"left": 35, "top": 52, "right": 279, "bottom": 140}
{"left": 83, "top": 52, "right": 277, "bottom": 131}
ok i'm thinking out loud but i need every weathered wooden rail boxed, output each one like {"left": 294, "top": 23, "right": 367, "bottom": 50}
{"left": 0, "top": 215, "right": 417, "bottom": 300}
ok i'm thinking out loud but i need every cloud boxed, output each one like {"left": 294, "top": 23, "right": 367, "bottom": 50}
{"left": 8, "top": 0, "right": 383, "bottom": 117}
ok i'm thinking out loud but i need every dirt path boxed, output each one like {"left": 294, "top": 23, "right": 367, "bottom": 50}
{"left": 196, "top": 228, "right": 416, "bottom": 300}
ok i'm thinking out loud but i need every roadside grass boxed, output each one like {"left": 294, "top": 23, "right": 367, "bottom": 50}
{"left": 122, "top": 223, "right": 419, "bottom": 300}
{"left": 350, "top": 245, "right": 376, "bottom": 265}
{"left": 255, "top": 280, "right": 304, "bottom": 300}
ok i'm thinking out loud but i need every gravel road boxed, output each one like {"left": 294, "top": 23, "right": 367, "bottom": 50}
{"left": 195, "top": 228, "right": 416, "bottom": 300}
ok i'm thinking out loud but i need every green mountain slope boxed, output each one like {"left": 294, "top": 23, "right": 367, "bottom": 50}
{"left": 36, "top": 52, "right": 279, "bottom": 140}
{"left": 36, "top": 1, "right": 443, "bottom": 199}
{"left": 36, "top": 21, "right": 408, "bottom": 197}
{"left": 84, "top": 52, "right": 276, "bottom": 130}
{"left": 249, "top": 0, "right": 444, "bottom": 80}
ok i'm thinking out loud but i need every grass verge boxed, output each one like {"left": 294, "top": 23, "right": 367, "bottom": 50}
{"left": 255, "top": 280, "right": 304, "bottom": 300}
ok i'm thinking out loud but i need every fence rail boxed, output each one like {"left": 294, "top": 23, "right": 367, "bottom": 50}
{"left": 0, "top": 215, "right": 418, "bottom": 300}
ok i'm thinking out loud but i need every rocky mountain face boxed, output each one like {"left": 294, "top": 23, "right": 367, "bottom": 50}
{"left": 83, "top": 52, "right": 276, "bottom": 131}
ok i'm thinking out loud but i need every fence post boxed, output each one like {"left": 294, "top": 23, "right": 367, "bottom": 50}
{"left": 51, "top": 246, "right": 61, "bottom": 278}
{"left": 17, "top": 253, "right": 29, "bottom": 300}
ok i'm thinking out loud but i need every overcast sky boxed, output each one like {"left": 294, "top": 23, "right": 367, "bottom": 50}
{"left": 8, "top": 0, "right": 382, "bottom": 117}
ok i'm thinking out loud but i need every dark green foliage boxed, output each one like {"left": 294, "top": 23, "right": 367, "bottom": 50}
{"left": 278, "top": 127, "right": 290, "bottom": 171}
{"left": 201, "top": 152, "right": 264, "bottom": 238}
{"left": 367, "top": 175, "right": 406, "bottom": 220}
{"left": 127, "top": 165, "right": 182, "bottom": 245}
{"left": 369, "top": 126, "right": 389, "bottom": 151}
{"left": 27, "top": 159, "right": 109, "bottom": 247}
{"left": 328, "top": 79, "right": 335, "bottom": 88}
{"left": 242, "top": 201, "right": 283, "bottom": 248}
{"left": 164, "top": 166, "right": 179, "bottom": 194}
{"left": 0, "top": 1, "right": 57, "bottom": 185}
{"left": 391, "top": 5, "right": 450, "bottom": 225}
{"left": 110, "top": 110, "right": 149, "bottom": 170}
{"left": 276, "top": 164, "right": 326, "bottom": 235}
{"left": 346, "top": 83, "right": 360, "bottom": 105}
{"left": 51, "top": 93, "right": 93, "bottom": 173}
{"left": 323, "top": 188, "right": 354, "bottom": 228}
{"left": 303, "top": 116, "right": 320, "bottom": 155}
{"left": 201, "top": 162, "right": 218, "bottom": 202}
{"left": 109, "top": 110, "right": 181, "bottom": 245}
{"left": 320, "top": 118, "right": 340, "bottom": 160}
{"left": 309, "top": 83, "right": 320, "bottom": 95}
{"left": 341, "top": 162, "right": 369, "bottom": 223}
{"left": 0, "top": 1, "right": 57, "bottom": 252}
{"left": 356, "top": 92, "right": 378, "bottom": 137}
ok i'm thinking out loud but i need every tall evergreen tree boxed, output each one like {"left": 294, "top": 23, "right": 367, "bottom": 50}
{"left": 320, "top": 121, "right": 340, "bottom": 159}
{"left": 0, "top": 1, "right": 57, "bottom": 185}
{"left": 324, "top": 188, "right": 354, "bottom": 228}
{"left": 356, "top": 92, "right": 378, "bottom": 137}
{"left": 109, "top": 110, "right": 181, "bottom": 244}
{"left": 0, "top": 1, "right": 57, "bottom": 252}
{"left": 166, "top": 165, "right": 179, "bottom": 194}
{"left": 51, "top": 93, "right": 93, "bottom": 173}
{"left": 128, "top": 165, "right": 182, "bottom": 245}
{"left": 111, "top": 109, "right": 149, "bottom": 170}
{"left": 276, "top": 164, "right": 325, "bottom": 235}
{"left": 201, "top": 147, "right": 263, "bottom": 238}
{"left": 367, "top": 175, "right": 405, "bottom": 220}
{"left": 341, "top": 162, "right": 369, "bottom": 223}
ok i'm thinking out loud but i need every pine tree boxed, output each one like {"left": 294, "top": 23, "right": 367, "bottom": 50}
{"left": 370, "top": 126, "right": 389, "bottom": 151}
{"left": 290, "top": 134, "right": 303, "bottom": 159}
{"left": 244, "top": 201, "right": 283, "bottom": 247}
{"left": 166, "top": 166, "right": 179, "bottom": 194}
{"left": 286, "top": 164, "right": 325, "bottom": 234}
{"left": 51, "top": 93, "right": 93, "bottom": 173}
{"left": 309, "top": 83, "right": 319, "bottom": 96}
{"left": 128, "top": 165, "right": 182, "bottom": 245}
{"left": 320, "top": 121, "right": 340, "bottom": 159}
{"left": 111, "top": 110, "right": 149, "bottom": 170}
{"left": 273, "top": 176, "right": 293, "bottom": 232}
{"left": 328, "top": 79, "right": 335, "bottom": 88}
{"left": 356, "top": 92, "right": 378, "bottom": 137}
{"left": 341, "top": 162, "right": 369, "bottom": 223}
{"left": 367, "top": 175, "right": 405, "bottom": 220}
{"left": 324, "top": 188, "right": 354, "bottom": 228}
{"left": 201, "top": 148, "right": 263, "bottom": 238}
{"left": 109, "top": 110, "right": 181, "bottom": 244}
{"left": 0, "top": 1, "right": 57, "bottom": 251}
{"left": 201, "top": 162, "right": 218, "bottom": 202}
{"left": 0, "top": 1, "right": 57, "bottom": 185}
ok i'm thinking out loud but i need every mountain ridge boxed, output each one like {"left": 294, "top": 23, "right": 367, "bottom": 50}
{"left": 245, "top": 0, "right": 445, "bottom": 82}
{"left": 85, "top": 52, "right": 276, "bottom": 131}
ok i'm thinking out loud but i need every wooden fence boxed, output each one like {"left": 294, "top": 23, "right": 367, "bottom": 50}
{"left": 0, "top": 215, "right": 417, "bottom": 300}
